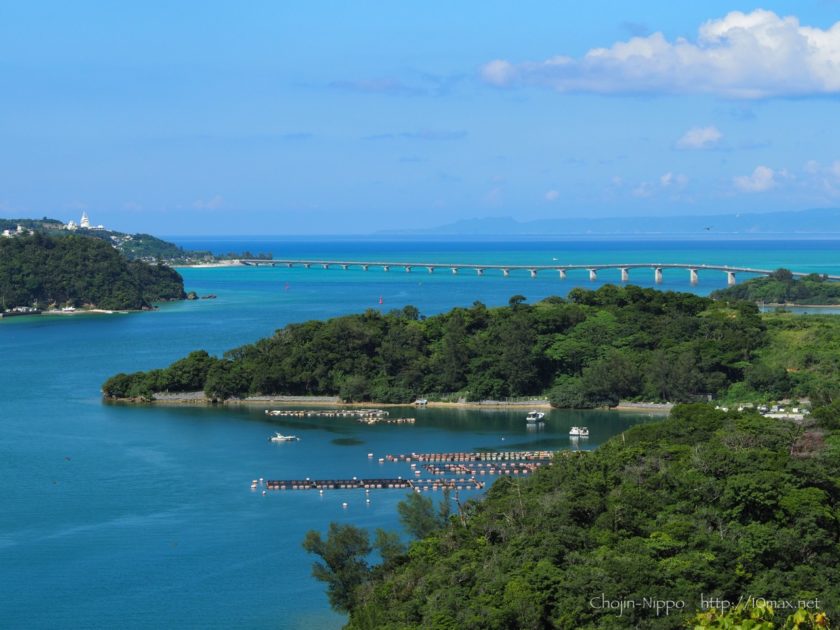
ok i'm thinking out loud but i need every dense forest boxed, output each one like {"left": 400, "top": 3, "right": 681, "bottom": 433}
{"left": 102, "top": 285, "right": 840, "bottom": 406}
{"left": 306, "top": 402, "right": 839, "bottom": 628}
{"left": 2, "top": 216, "right": 272, "bottom": 263}
{"left": 0, "top": 233, "right": 185, "bottom": 310}
{"left": 713, "top": 268, "right": 840, "bottom": 305}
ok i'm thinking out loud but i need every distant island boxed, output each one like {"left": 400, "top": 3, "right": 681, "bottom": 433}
{"left": 712, "top": 268, "right": 840, "bottom": 305}
{"left": 102, "top": 285, "right": 839, "bottom": 406}
{"left": 1, "top": 215, "right": 273, "bottom": 265}
{"left": 381, "top": 207, "right": 840, "bottom": 237}
{"left": 0, "top": 232, "right": 185, "bottom": 313}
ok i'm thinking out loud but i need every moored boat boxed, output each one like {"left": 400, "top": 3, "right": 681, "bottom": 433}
{"left": 525, "top": 410, "right": 545, "bottom": 423}
{"left": 269, "top": 432, "right": 300, "bottom": 442}
{"left": 569, "top": 426, "right": 589, "bottom": 438}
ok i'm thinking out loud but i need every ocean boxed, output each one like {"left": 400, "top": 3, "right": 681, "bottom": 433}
{"left": 2, "top": 239, "right": 839, "bottom": 628}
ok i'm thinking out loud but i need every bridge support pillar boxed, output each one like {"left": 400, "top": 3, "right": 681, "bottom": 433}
{"left": 404, "top": 266, "right": 412, "bottom": 273}
{"left": 322, "top": 263, "right": 330, "bottom": 270}
{"left": 689, "top": 269, "right": 699, "bottom": 285}
{"left": 727, "top": 271, "right": 736, "bottom": 286}
{"left": 620, "top": 268, "right": 629, "bottom": 282}
{"left": 340, "top": 264, "right": 348, "bottom": 270}
{"left": 304, "top": 263, "right": 311, "bottom": 269}
{"left": 451, "top": 267, "right": 459, "bottom": 275}
{"left": 588, "top": 269, "right": 597, "bottom": 282}
{"left": 286, "top": 263, "right": 293, "bottom": 268}
{"left": 361, "top": 265, "right": 368, "bottom": 272}
{"left": 558, "top": 269, "right": 566, "bottom": 280}
{"left": 654, "top": 268, "right": 663, "bottom": 284}
{"left": 476, "top": 268, "right": 484, "bottom": 276}
{"left": 529, "top": 269, "right": 538, "bottom": 279}
{"left": 427, "top": 266, "right": 434, "bottom": 274}
{"left": 382, "top": 265, "right": 390, "bottom": 272}
{"left": 502, "top": 268, "right": 510, "bottom": 277}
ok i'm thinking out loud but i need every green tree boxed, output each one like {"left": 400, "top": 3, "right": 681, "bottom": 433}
{"left": 302, "top": 523, "right": 372, "bottom": 613}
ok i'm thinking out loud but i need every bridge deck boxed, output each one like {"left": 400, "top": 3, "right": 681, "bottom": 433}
{"left": 238, "top": 259, "right": 840, "bottom": 280}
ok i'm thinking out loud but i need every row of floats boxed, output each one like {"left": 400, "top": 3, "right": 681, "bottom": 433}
{"left": 253, "top": 450, "right": 556, "bottom": 495}
{"left": 265, "top": 408, "right": 415, "bottom": 426}
{"left": 255, "top": 477, "right": 485, "bottom": 491}
{"left": 265, "top": 408, "right": 388, "bottom": 418}
{"left": 381, "top": 449, "right": 555, "bottom": 463}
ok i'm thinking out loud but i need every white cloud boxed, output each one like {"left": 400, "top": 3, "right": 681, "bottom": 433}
{"left": 733, "top": 165, "right": 776, "bottom": 192}
{"left": 660, "top": 172, "right": 688, "bottom": 187}
{"left": 632, "top": 182, "right": 653, "bottom": 198}
{"left": 544, "top": 190, "right": 560, "bottom": 202}
{"left": 676, "top": 126, "right": 723, "bottom": 150}
{"left": 193, "top": 195, "right": 224, "bottom": 209}
{"left": 480, "top": 10, "right": 840, "bottom": 98}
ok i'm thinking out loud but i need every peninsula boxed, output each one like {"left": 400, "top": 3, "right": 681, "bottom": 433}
{"left": 102, "top": 286, "right": 840, "bottom": 407}
{"left": 1, "top": 215, "right": 273, "bottom": 265}
{"left": 0, "top": 232, "right": 185, "bottom": 312}
{"left": 712, "top": 268, "right": 840, "bottom": 305}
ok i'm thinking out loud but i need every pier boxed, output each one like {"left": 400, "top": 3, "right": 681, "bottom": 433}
{"left": 239, "top": 259, "right": 840, "bottom": 285}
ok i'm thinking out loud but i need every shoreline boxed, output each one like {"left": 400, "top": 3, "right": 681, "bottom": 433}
{"left": 42, "top": 308, "right": 131, "bottom": 316}
{"left": 761, "top": 302, "right": 840, "bottom": 308}
{"left": 106, "top": 392, "right": 673, "bottom": 413}
{"left": 174, "top": 260, "right": 243, "bottom": 269}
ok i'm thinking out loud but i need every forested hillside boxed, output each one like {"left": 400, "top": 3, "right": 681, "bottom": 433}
{"left": 102, "top": 285, "right": 839, "bottom": 405}
{"left": 712, "top": 268, "right": 840, "bottom": 305}
{"left": 319, "top": 403, "right": 840, "bottom": 628}
{"left": 0, "top": 233, "right": 185, "bottom": 310}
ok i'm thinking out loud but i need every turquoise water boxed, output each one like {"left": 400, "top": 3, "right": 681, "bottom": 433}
{"left": 2, "top": 239, "right": 838, "bottom": 628}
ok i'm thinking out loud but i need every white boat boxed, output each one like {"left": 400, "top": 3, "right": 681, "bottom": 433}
{"left": 269, "top": 432, "right": 299, "bottom": 442}
{"left": 569, "top": 426, "right": 589, "bottom": 438}
{"left": 525, "top": 410, "right": 545, "bottom": 423}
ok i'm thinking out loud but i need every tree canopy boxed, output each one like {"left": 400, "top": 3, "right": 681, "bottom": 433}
{"left": 712, "top": 269, "right": 840, "bottom": 305}
{"left": 327, "top": 403, "right": 840, "bottom": 628}
{"left": 103, "top": 285, "right": 839, "bottom": 406}
{"left": 0, "top": 233, "right": 185, "bottom": 310}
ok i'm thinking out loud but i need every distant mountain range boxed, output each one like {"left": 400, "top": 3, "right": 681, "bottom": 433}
{"left": 381, "top": 208, "right": 840, "bottom": 237}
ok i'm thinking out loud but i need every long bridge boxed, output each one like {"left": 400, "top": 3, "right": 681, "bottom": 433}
{"left": 239, "top": 259, "right": 840, "bottom": 286}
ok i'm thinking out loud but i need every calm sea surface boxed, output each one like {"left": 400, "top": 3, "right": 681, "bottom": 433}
{"left": 2, "top": 239, "right": 839, "bottom": 628}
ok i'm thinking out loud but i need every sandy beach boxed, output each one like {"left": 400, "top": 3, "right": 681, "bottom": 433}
{"left": 174, "top": 260, "right": 243, "bottom": 269}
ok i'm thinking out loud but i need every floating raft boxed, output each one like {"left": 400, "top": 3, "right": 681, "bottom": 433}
{"left": 422, "top": 462, "right": 544, "bottom": 476}
{"left": 261, "top": 478, "right": 484, "bottom": 491}
{"left": 356, "top": 417, "right": 415, "bottom": 425}
{"left": 384, "top": 450, "right": 555, "bottom": 463}
{"left": 265, "top": 408, "right": 388, "bottom": 418}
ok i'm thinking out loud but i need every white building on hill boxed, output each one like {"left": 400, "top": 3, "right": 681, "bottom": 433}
{"left": 65, "top": 212, "right": 105, "bottom": 231}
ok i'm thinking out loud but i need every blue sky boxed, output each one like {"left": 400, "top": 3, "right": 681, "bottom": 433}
{"left": 2, "top": 1, "right": 840, "bottom": 234}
